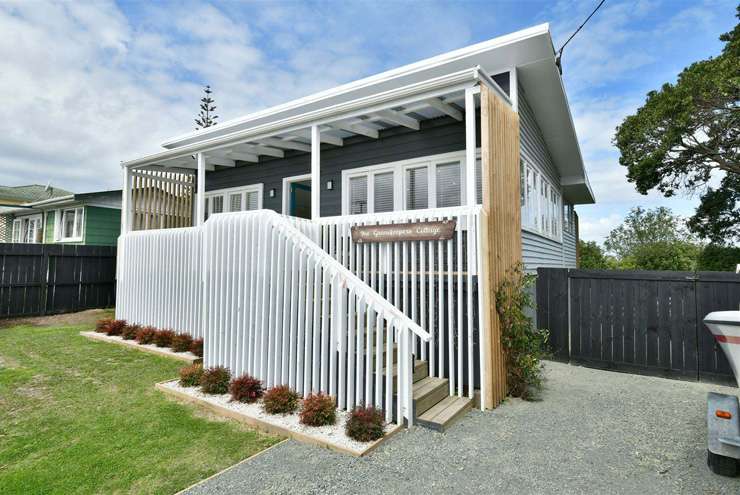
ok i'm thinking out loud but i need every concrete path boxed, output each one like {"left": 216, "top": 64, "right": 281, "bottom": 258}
{"left": 185, "top": 362, "right": 740, "bottom": 494}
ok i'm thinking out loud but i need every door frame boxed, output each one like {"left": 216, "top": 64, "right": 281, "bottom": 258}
{"left": 282, "top": 174, "right": 312, "bottom": 215}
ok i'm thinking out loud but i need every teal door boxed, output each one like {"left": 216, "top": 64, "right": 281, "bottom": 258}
{"left": 290, "top": 181, "right": 311, "bottom": 219}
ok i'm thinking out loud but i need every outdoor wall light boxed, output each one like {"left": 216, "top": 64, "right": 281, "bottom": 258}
{"left": 326, "top": 180, "right": 334, "bottom": 190}
{"left": 269, "top": 188, "right": 276, "bottom": 198}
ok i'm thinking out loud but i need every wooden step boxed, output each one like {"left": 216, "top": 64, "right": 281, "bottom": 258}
{"left": 383, "top": 360, "right": 428, "bottom": 389}
{"left": 416, "top": 396, "right": 473, "bottom": 432}
{"left": 412, "top": 376, "right": 449, "bottom": 416}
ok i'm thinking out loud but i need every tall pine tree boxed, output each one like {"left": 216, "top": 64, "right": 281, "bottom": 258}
{"left": 195, "top": 85, "right": 219, "bottom": 129}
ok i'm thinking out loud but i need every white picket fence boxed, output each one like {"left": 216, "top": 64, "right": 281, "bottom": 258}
{"left": 117, "top": 210, "right": 429, "bottom": 424}
{"left": 116, "top": 227, "right": 203, "bottom": 337}
{"left": 315, "top": 206, "right": 484, "bottom": 399}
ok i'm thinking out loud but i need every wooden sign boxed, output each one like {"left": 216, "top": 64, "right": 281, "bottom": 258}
{"left": 351, "top": 219, "right": 456, "bottom": 244}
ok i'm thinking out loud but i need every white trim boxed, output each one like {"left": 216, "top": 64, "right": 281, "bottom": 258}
{"left": 201, "top": 184, "right": 264, "bottom": 218}
{"left": 281, "top": 174, "right": 312, "bottom": 215}
{"left": 311, "top": 125, "right": 321, "bottom": 220}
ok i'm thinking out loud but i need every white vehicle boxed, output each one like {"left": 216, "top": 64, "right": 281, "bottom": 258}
{"left": 704, "top": 311, "right": 740, "bottom": 476}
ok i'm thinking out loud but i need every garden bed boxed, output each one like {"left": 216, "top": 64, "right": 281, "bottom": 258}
{"left": 80, "top": 331, "right": 201, "bottom": 363}
{"left": 157, "top": 380, "right": 401, "bottom": 457}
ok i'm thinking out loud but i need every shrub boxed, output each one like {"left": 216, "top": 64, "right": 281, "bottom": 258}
{"left": 95, "top": 319, "right": 112, "bottom": 333}
{"left": 121, "top": 324, "right": 140, "bottom": 340}
{"left": 262, "top": 386, "right": 300, "bottom": 415}
{"left": 190, "top": 338, "right": 204, "bottom": 358}
{"left": 299, "top": 393, "right": 336, "bottom": 426}
{"left": 171, "top": 333, "right": 193, "bottom": 353}
{"left": 154, "top": 329, "right": 175, "bottom": 348}
{"left": 106, "top": 320, "right": 127, "bottom": 336}
{"left": 345, "top": 406, "right": 384, "bottom": 442}
{"left": 496, "top": 263, "right": 549, "bottom": 400}
{"left": 179, "top": 363, "right": 203, "bottom": 387}
{"left": 200, "top": 366, "right": 231, "bottom": 394}
{"left": 229, "top": 374, "right": 263, "bottom": 403}
{"left": 135, "top": 326, "right": 157, "bottom": 345}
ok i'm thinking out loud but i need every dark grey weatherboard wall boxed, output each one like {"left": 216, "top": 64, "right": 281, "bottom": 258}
{"left": 518, "top": 85, "right": 576, "bottom": 270}
{"left": 205, "top": 115, "right": 480, "bottom": 217}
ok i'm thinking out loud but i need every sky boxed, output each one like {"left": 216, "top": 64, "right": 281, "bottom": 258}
{"left": 0, "top": 0, "right": 736, "bottom": 243}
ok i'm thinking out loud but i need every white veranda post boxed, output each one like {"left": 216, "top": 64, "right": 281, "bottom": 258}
{"left": 465, "top": 86, "right": 477, "bottom": 207}
{"left": 121, "top": 166, "right": 132, "bottom": 234}
{"left": 197, "top": 152, "right": 206, "bottom": 226}
{"left": 311, "top": 125, "right": 321, "bottom": 220}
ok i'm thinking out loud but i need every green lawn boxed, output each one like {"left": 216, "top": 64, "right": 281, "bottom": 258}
{"left": 0, "top": 315, "right": 280, "bottom": 495}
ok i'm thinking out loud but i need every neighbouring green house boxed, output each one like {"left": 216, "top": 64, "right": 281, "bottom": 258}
{"left": 3, "top": 189, "right": 122, "bottom": 246}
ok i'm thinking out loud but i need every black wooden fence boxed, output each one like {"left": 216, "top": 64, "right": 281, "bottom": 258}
{"left": 0, "top": 243, "right": 116, "bottom": 318}
{"left": 537, "top": 268, "right": 740, "bottom": 384}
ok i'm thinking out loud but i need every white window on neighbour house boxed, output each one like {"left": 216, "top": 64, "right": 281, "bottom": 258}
{"left": 55, "top": 207, "right": 84, "bottom": 241}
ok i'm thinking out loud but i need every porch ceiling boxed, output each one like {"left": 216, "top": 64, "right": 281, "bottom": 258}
{"left": 121, "top": 67, "right": 501, "bottom": 172}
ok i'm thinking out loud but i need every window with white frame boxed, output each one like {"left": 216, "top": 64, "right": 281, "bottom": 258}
{"left": 563, "top": 203, "right": 575, "bottom": 235}
{"left": 343, "top": 151, "right": 469, "bottom": 215}
{"left": 55, "top": 207, "right": 84, "bottom": 241}
{"left": 12, "top": 216, "right": 43, "bottom": 243}
{"left": 204, "top": 184, "right": 263, "bottom": 220}
{"left": 520, "top": 158, "right": 561, "bottom": 241}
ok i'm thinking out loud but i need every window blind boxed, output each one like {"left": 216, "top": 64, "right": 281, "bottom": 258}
{"left": 349, "top": 176, "right": 368, "bottom": 214}
{"left": 436, "top": 161, "right": 461, "bottom": 208}
{"left": 374, "top": 172, "right": 394, "bottom": 213}
{"left": 406, "top": 166, "right": 428, "bottom": 210}
{"left": 229, "top": 193, "right": 242, "bottom": 212}
{"left": 246, "top": 191, "right": 259, "bottom": 210}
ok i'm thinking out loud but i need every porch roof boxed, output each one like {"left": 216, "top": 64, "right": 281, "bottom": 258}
{"left": 122, "top": 23, "right": 594, "bottom": 204}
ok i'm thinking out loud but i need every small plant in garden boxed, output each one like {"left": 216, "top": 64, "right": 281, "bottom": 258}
{"left": 345, "top": 406, "right": 384, "bottom": 442}
{"left": 299, "top": 393, "right": 336, "bottom": 426}
{"left": 154, "top": 329, "right": 175, "bottom": 348}
{"left": 200, "top": 366, "right": 231, "bottom": 394}
{"left": 190, "top": 338, "right": 204, "bottom": 358}
{"left": 496, "top": 263, "right": 549, "bottom": 400}
{"left": 262, "top": 385, "right": 300, "bottom": 415}
{"left": 106, "top": 320, "right": 127, "bottom": 336}
{"left": 121, "top": 324, "right": 140, "bottom": 340}
{"left": 135, "top": 326, "right": 157, "bottom": 345}
{"left": 229, "top": 374, "right": 263, "bottom": 403}
{"left": 95, "top": 319, "right": 112, "bottom": 333}
{"left": 171, "top": 333, "right": 193, "bottom": 353}
{"left": 179, "top": 363, "right": 203, "bottom": 387}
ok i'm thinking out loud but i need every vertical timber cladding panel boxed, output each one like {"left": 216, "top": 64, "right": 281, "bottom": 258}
{"left": 131, "top": 170, "right": 194, "bottom": 230}
{"left": 479, "top": 85, "right": 522, "bottom": 409}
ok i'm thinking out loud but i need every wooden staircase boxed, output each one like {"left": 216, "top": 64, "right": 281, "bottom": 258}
{"left": 378, "top": 344, "right": 472, "bottom": 432}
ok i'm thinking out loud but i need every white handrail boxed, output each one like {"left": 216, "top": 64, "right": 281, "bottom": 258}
{"left": 216, "top": 210, "right": 430, "bottom": 342}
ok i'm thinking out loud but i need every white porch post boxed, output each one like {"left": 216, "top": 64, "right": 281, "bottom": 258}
{"left": 121, "top": 166, "right": 132, "bottom": 234}
{"left": 311, "top": 125, "right": 321, "bottom": 220}
{"left": 509, "top": 68, "right": 519, "bottom": 113}
{"left": 465, "top": 86, "right": 477, "bottom": 206}
{"left": 196, "top": 152, "right": 206, "bottom": 226}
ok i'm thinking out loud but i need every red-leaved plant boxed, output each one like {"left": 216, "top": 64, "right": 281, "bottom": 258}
{"left": 190, "top": 338, "right": 204, "bottom": 358}
{"left": 135, "top": 326, "right": 157, "bottom": 345}
{"left": 200, "top": 366, "right": 231, "bottom": 394}
{"left": 262, "top": 385, "right": 300, "bottom": 415}
{"left": 106, "top": 320, "right": 127, "bottom": 336}
{"left": 121, "top": 324, "right": 140, "bottom": 340}
{"left": 171, "top": 333, "right": 193, "bottom": 353}
{"left": 229, "top": 374, "right": 263, "bottom": 403}
{"left": 299, "top": 393, "right": 336, "bottom": 426}
{"left": 95, "top": 319, "right": 112, "bottom": 333}
{"left": 154, "top": 329, "right": 175, "bottom": 348}
{"left": 179, "top": 363, "right": 203, "bottom": 387}
{"left": 345, "top": 406, "right": 384, "bottom": 442}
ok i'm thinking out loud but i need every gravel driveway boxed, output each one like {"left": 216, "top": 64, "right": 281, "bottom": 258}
{"left": 184, "top": 361, "right": 740, "bottom": 494}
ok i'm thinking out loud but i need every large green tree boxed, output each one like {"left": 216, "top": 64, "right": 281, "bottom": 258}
{"left": 578, "top": 240, "right": 611, "bottom": 269}
{"left": 614, "top": 8, "right": 739, "bottom": 244}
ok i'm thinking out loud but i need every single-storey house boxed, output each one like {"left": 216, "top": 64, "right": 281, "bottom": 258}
{"left": 5, "top": 190, "right": 122, "bottom": 246}
{"left": 116, "top": 24, "right": 594, "bottom": 430}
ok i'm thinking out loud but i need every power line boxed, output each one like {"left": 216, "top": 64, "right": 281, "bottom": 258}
{"left": 555, "top": 0, "right": 607, "bottom": 74}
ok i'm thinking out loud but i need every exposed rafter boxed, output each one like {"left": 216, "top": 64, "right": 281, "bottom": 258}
{"left": 259, "top": 137, "right": 312, "bottom": 152}
{"left": 425, "top": 97, "right": 463, "bottom": 121}
{"left": 328, "top": 121, "right": 379, "bottom": 139}
{"left": 206, "top": 156, "right": 236, "bottom": 167}
{"left": 374, "top": 109, "right": 420, "bottom": 130}
{"left": 292, "top": 129, "right": 344, "bottom": 147}
{"left": 226, "top": 151, "right": 259, "bottom": 163}
{"left": 235, "top": 143, "right": 284, "bottom": 158}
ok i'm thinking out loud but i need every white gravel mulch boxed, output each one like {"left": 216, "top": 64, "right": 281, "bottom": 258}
{"left": 161, "top": 380, "right": 395, "bottom": 455}
{"left": 80, "top": 331, "right": 200, "bottom": 362}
